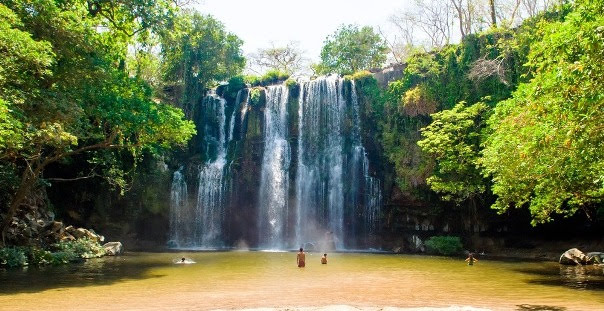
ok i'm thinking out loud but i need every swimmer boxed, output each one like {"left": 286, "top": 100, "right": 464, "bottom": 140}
{"left": 297, "top": 248, "right": 306, "bottom": 268}
{"left": 321, "top": 253, "right": 327, "bottom": 264}
{"left": 465, "top": 253, "right": 478, "bottom": 266}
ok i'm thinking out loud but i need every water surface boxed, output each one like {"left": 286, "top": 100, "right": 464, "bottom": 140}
{"left": 1, "top": 252, "right": 603, "bottom": 310}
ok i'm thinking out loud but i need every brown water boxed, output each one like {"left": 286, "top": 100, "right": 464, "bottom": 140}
{"left": 1, "top": 252, "right": 603, "bottom": 310}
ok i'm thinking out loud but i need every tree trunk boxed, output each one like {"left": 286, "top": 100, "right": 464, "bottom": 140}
{"left": 1, "top": 166, "right": 39, "bottom": 246}
{"left": 489, "top": 0, "right": 497, "bottom": 26}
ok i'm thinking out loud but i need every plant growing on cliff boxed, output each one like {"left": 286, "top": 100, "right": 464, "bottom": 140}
{"left": 418, "top": 102, "right": 490, "bottom": 204}
{"left": 317, "top": 24, "right": 388, "bottom": 75}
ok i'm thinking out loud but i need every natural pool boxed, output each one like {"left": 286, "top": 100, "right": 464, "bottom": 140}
{"left": 1, "top": 251, "right": 603, "bottom": 310}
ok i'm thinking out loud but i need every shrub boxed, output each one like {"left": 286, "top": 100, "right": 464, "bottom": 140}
{"left": 244, "top": 75, "right": 261, "bottom": 86}
{"left": 425, "top": 236, "right": 463, "bottom": 255}
{"left": 25, "top": 247, "right": 53, "bottom": 265}
{"left": 50, "top": 251, "right": 77, "bottom": 265}
{"left": 344, "top": 70, "right": 373, "bottom": 82}
{"left": 249, "top": 88, "right": 262, "bottom": 106}
{"left": 285, "top": 78, "right": 297, "bottom": 88}
{"left": 225, "top": 76, "right": 246, "bottom": 99}
{"left": 259, "top": 69, "right": 290, "bottom": 86}
{"left": 0, "top": 247, "right": 27, "bottom": 268}
{"left": 54, "top": 238, "right": 106, "bottom": 259}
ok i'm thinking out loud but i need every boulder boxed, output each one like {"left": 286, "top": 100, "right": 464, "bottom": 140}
{"left": 586, "top": 252, "right": 604, "bottom": 264}
{"left": 103, "top": 242, "right": 123, "bottom": 256}
{"left": 559, "top": 248, "right": 588, "bottom": 265}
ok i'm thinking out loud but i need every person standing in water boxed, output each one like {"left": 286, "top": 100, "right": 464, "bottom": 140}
{"left": 321, "top": 253, "right": 327, "bottom": 264}
{"left": 465, "top": 253, "right": 478, "bottom": 265}
{"left": 297, "top": 248, "right": 306, "bottom": 267}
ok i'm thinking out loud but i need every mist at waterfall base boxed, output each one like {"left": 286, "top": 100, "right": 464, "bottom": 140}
{"left": 169, "top": 77, "right": 383, "bottom": 251}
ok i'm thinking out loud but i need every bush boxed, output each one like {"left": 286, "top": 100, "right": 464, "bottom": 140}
{"left": 249, "top": 88, "right": 262, "bottom": 106}
{"left": 54, "top": 238, "right": 106, "bottom": 259}
{"left": 244, "top": 75, "right": 260, "bottom": 86}
{"left": 425, "top": 236, "right": 463, "bottom": 255}
{"left": 25, "top": 247, "right": 53, "bottom": 265}
{"left": 50, "top": 251, "right": 77, "bottom": 265}
{"left": 0, "top": 247, "right": 27, "bottom": 267}
{"left": 285, "top": 78, "right": 297, "bottom": 88}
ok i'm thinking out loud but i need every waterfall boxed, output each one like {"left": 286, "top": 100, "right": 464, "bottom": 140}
{"left": 169, "top": 77, "right": 382, "bottom": 250}
{"left": 195, "top": 93, "right": 228, "bottom": 248}
{"left": 295, "top": 77, "right": 382, "bottom": 249}
{"left": 258, "top": 85, "right": 291, "bottom": 249}
{"left": 295, "top": 76, "right": 346, "bottom": 249}
{"left": 169, "top": 167, "right": 189, "bottom": 247}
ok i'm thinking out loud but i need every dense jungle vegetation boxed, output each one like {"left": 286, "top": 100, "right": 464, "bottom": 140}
{"left": 0, "top": 0, "right": 602, "bottom": 257}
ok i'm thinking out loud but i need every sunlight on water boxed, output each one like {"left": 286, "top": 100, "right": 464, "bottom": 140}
{"left": 1, "top": 252, "right": 603, "bottom": 310}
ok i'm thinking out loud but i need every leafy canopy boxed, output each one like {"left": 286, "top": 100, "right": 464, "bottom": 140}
{"left": 481, "top": 0, "right": 604, "bottom": 224}
{"left": 317, "top": 24, "right": 388, "bottom": 75}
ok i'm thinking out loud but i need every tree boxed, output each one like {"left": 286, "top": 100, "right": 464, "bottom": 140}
{"left": 418, "top": 102, "right": 490, "bottom": 204}
{"left": 389, "top": 0, "right": 453, "bottom": 50}
{"left": 481, "top": 0, "right": 604, "bottom": 224}
{"left": 249, "top": 42, "right": 307, "bottom": 76}
{"left": 160, "top": 11, "right": 245, "bottom": 117}
{"left": 0, "top": 0, "right": 196, "bottom": 244}
{"left": 317, "top": 24, "right": 388, "bottom": 75}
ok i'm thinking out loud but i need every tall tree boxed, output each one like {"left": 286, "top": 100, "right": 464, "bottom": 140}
{"left": 481, "top": 0, "right": 604, "bottom": 224}
{"left": 249, "top": 42, "right": 307, "bottom": 76}
{"left": 0, "top": 0, "right": 196, "bottom": 244}
{"left": 160, "top": 11, "right": 245, "bottom": 117}
{"left": 317, "top": 24, "right": 388, "bottom": 75}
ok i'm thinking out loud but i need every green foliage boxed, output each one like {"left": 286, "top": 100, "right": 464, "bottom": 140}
{"left": 0, "top": 0, "right": 198, "bottom": 233}
{"left": 318, "top": 24, "right": 388, "bottom": 75}
{"left": 425, "top": 236, "right": 463, "bottom": 255}
{"left": 25, "top": 247, "right": 53, "bottom": 265}
{"left": 418, "top": 102, "right": 490, "bottom": 203}
{"left": 249, "top": 88, "right": 262, "bottom": 106}
{"left": 244, "top": 75, "right": 261, "bottom": 86}
{"left": 285, "top": 78, "right": 298, "bottom": 89}
{"left": 160, "top": 12, "right": 245, "bottom": 116}
{"left": 0, "top": 247, "right": 27, "bottom": 267}
{"left": 481, "top": 0, "right": 604, "bottom": 224}
{"left": 53, "top": 238, "right": 106, "bottom": 259}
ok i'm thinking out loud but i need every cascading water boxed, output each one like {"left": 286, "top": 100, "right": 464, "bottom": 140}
{"left": 169, "top": 77, "right": 382, "bottom": 250}
{"left": 257, "top": 85, "right": 291, "bottom": 249}
{"left": 295, "top": 77, "right": 382, "bottom": 249}
{"left": 169, "top": 167, "right": 189, "bottom": 247}
{"left": 295, "top": 76, "right": 347, "bottom": 249}
{"left": 195, "top": 92, "right": 229, "bottom": 248}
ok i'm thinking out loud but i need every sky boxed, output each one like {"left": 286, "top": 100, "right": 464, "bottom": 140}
{"left": 194, "top": 0, "right": 411, "bottom": 65}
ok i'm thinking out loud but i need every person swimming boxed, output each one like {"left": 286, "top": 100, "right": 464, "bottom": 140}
{"left": 174, "top": 257, "right": 195, "bottom": 264}
{"left": 465, "top": 253, "right": 478, "bottom": 266}
{"left": 321, "top": 253, "right": 327, "bottom": 264}
{"left": 297, "top": 247, "right": 306, "bottom": 268}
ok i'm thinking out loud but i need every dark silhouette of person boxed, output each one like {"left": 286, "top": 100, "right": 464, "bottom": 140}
{"left": 297, "top": 248, "right": 306, "bottom": 267}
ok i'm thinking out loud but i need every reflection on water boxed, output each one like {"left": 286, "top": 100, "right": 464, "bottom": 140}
{"left": 1, "top": 252, "right": 603, "bottom": 310}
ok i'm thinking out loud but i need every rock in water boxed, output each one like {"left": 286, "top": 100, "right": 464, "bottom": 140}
{"left": 559, "top": 248, "right": 587, "bottom": 265}
{"left": 586, "top": 252, "right": 604, "bottom": 264}
{"left": 103, "top": 242, "right": 123, "bottom": 256}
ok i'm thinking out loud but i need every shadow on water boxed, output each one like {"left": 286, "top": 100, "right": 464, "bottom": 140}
{"left": 0, "top": 253, "right": 168, "bottom": 294}
{"left": 516, "top": 304, "right": 567, "bottom": 311}
{"left": 515, "top": 264, "right": 604, "bottom": 291}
